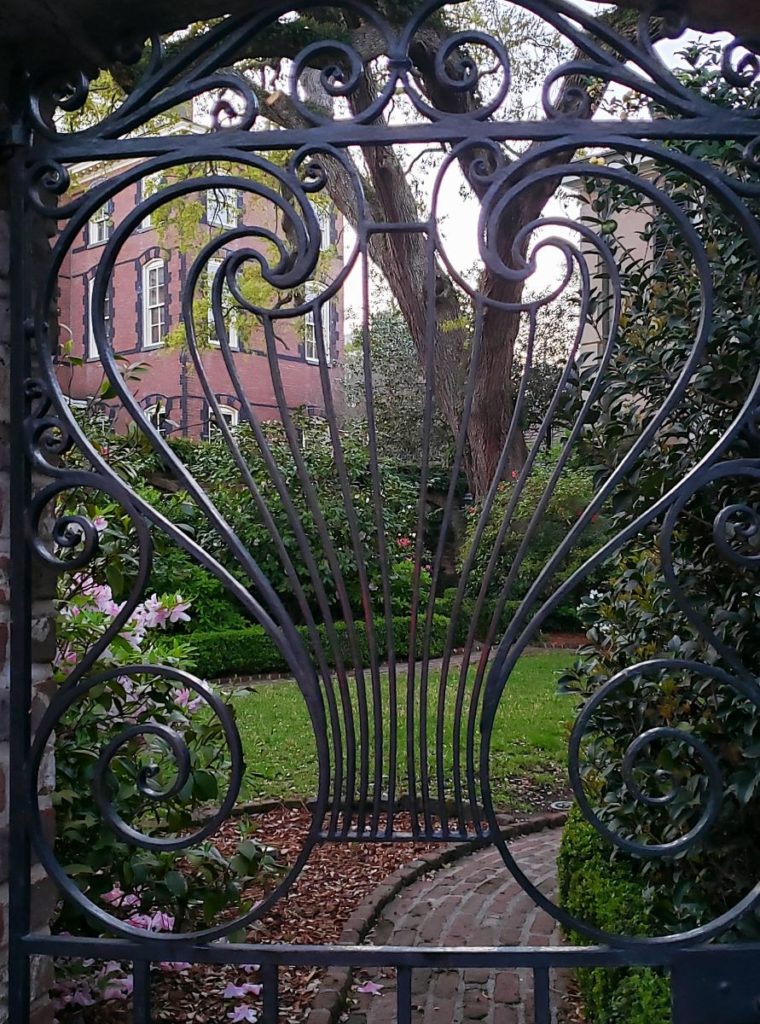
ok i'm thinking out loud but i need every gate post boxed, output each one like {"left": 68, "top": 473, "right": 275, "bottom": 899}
{"left": 0, "top": 78, "right": 57, "bottom": 1024}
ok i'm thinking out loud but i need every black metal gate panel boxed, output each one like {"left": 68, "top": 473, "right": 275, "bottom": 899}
{"left": 7, "top": 1, "right": 760, "bottom": 1021}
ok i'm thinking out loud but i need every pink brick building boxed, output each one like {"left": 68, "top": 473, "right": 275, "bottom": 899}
{"left": 57, "top": 166, "right": 344, "bottom": 437}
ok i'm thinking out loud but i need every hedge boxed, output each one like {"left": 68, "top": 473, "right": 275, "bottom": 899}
{"left": 193, "top": 613, "right": 451, "bottom": 679}
{"left": 557, "top": 807, "right": 670, "bottom": 1024}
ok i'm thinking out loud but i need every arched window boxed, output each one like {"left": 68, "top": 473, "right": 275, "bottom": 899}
{"left": 145, "top": 403, "right": 169, "bottom": 435}
{"left": 142, "top": 259, "right": 167, "bottom": 348}
{"left": 207, "top": 403, "right": 239, "bottom": 439}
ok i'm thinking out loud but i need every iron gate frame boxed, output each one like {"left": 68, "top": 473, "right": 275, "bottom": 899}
{"left": 7, "top": 1, "right": 760, "bottom": 1021}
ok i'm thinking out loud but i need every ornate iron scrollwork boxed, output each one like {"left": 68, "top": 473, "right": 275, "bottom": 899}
{"left": 12, "top": 0, "right": 760, "bottom": 953}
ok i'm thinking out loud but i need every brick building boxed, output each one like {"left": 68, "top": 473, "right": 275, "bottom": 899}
{"left": 57, "top": 161, "right": 344, "bottom": 437}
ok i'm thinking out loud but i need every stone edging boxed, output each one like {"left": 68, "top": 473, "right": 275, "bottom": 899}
{"left": 303, "top": 811, "right": 568, "bottom": 1024}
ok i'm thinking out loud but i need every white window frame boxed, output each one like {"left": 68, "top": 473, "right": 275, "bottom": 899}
{"left": 87, "top": 277, "right": 112, "bottom": 360}
{"left": 139, "top": 173, "right": 164, "bottom": 231}
{"left": 316, "top": 205, "right": 334, "bottom": 251}
{"left": 207, "top": 403, "right": 239, "bottom": 439}
{"left": 206, "top": 188, "right": 238, "bottom": 229}
{"left": 207, "top": 257, "right": 239, "bottom": 350}
{"left": 88, "top": 206, "right": 112, "bottom": 246}
{"left": 145, "top": 403, "right": 169, "bottom": 434}
{"left": 304, "top": 283, "right": 331, "bottom": 366}
{"left": 142, "top": 259, "right": 167, "bottom": 349}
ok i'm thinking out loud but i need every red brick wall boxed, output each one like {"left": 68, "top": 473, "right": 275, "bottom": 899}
{"left": 57, "top": 172, "right": 345, "bottom": 437}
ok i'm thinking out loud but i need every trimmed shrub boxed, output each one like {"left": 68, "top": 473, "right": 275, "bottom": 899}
{"left": 558, "top": 808, "right": 670, "bottom": 1024}
{"left": 193, "top": 614, "right": 452, "bottom": 679}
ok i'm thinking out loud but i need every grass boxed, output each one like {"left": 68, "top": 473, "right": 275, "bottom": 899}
{"left": 232, "top": 650, "right": 575, "bottom": 810}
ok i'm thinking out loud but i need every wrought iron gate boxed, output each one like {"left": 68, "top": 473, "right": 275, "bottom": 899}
{"left": 7, "top": 1, "right": 760, "bottom": 1021}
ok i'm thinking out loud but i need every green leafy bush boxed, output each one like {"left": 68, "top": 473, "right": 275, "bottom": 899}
{"left": 459, "top": 455, "right": 609, "bottom": 636}
{"left": 53, "top": 579, "right": 275, "bottom": 937}
{"left": 558, "top": 45, "right": 760, "bottom": 1023}
{"left": 558, "top": 809, "right": 670, "bottom": 1024}
{"left": 193, "top": 614, "right": 452, "bottom": 679}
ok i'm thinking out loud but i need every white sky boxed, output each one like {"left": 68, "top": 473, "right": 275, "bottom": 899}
{"left": 342, "top": 14, "right": 727, "bottom": 327}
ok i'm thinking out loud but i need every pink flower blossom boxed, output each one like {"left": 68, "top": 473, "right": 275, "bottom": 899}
{"left": 102, "top": 983, "right": 130, "bottom": 1002}
{"left": 159, "top": 961, "right": 191, "bottom": 972}
{"left": 223, "top": 982, "right": 262, "bottom": 999}
{"left": 167, "top": 598, "right": 192, "bottom": 624}
{"left": 356, "top": 981, "right": 384, "bottom": 996}
{"left": 93, "top": 516, "right": 108, "bottom": 533}
{"left": 70, "top": 987, "right": 96, "bottom": 1007}
{"left": 102, "top": 885, "right": 140, "bottom": 909}
{"left": 396, "top": 537, "right": 411, "bottom": 549}
{"left": 177, "top": 688, "right": 203, "bottom": 713}
{"left": 150, "top": 910, "right": 176, "bottom": 932}
{"left": 228, "top": 1007, "right": 258, "bottom": 1023}
{"left": 126, "top": 910, "right": 174, "bottom": 932}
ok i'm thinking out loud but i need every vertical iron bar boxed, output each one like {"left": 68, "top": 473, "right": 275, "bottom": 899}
{"left": 431, "top": 297, "right": 486, "bottom": 838}
{"left": 412, "top": 222, "right": 438, "bottom": 837}
{"left": 311, "top": 303, "right": 378, "bottom": 835}
{"left": 533, "top": 967, "right": 550, "bottom": 1024}
{"left": 8, "top": 131, "right": 32, "bottom": 1024}
{"left": 261, "top": 312, "right": 360, "bottom": 834}
{"left": 132, "top": 961, "right": 152, "bottom": 1024}
{"left": 397, "top": 966, "right": 413, "bottom": 1024}
{"left": 261, "top": 963, "right": 279, "bottom": 1024}
{"left": 359, "top": 245, "right": 398, "bottom": 838}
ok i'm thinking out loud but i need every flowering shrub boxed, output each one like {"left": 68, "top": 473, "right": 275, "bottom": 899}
{"left": 52, "top": 520, "right": 278, "bottom": 1019}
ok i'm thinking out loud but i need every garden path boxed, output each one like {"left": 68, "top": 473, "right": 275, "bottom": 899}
{"left": 348, "top": 829, "right": 569, "bottom": 1024}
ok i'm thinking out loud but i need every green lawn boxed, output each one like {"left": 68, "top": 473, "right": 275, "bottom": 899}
{"left": 232, "top": 650, "right": 575, "bottom": 810}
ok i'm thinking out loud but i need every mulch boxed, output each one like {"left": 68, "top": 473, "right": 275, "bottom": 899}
{"left": 57, "top": 795, "right": 588, "bottom": 1023}
{"left": 62, "top": 806, "right": 439, "bottom": 1024}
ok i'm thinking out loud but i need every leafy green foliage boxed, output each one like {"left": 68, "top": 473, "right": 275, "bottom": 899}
{"left": 558, "top": 808, "right": 670, "bottom": 1024}
{"left": 53, "top": 585, "right": 277, "bottom": 936}
{"left": 192, "top": 613, "right": 451, "bottom": 679}
{"left": 558, "top": 46, "right": 760, "bottom": 1015}
{"left": 460, "top": 454, "right": 610, "bottom": 633}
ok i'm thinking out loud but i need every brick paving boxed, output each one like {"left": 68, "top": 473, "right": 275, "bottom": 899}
{"left": 348, "top": 829, "right": 569, "bottom": 1024}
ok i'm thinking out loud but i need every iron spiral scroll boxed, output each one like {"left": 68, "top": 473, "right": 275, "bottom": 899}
{"left": 16, "top": 0, "right": 760, "bottom": 948}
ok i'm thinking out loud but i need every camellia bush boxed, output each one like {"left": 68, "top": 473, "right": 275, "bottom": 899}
{"left": 558, "top": 45, "right": 760, "bottom": 1024}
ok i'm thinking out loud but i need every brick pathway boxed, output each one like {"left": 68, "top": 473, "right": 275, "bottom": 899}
{"left": 348, "top": 829, "right": 569, "bottom": 1024}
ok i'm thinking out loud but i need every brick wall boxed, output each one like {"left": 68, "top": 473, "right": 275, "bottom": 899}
{"left": 58, "top": 174, "right": 346, "bottom": 435}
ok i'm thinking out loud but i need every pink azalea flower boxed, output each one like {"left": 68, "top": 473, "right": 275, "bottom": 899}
{"left": 228, "top": 1007, "right": 258, "bottom": 1023}
{"left": 356, "top": 980, "right": 384, "bottom": 996}
{"left": 176, "top": 688, "right": 203, "bottom": 712}
{"left": 167, "top": 599, "right": 192, "bottom": 624}
{"left": 223, "top": 982, "right": 262, "bottom": 999}
{"left": 102, "top": 984, "right": 130, "bottom": 1002}
{"left": 159, "top": 961, "right": 191, "bottom": 973}
{"left": 93, "top": 516, "right": 108, "bottom": 533}
{"left": 71, "top": 987, "right": 96, "bottom": 1007}
{"left": 102, "top": 886, "right": 140, "bottom": 909}
{"left": 149, "top": 910, "right": 175, "bottom": 932}
{"left": 126, "top": 913, "right": 155, "bottom": 930}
